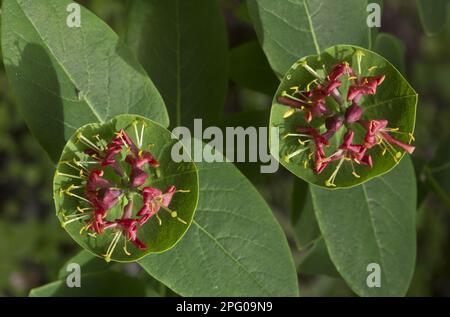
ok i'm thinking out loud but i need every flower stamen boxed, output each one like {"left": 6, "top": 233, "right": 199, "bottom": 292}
{"left": 77, "top": 132, "right": 102, "bottom": 152}
{"left": 103, "top": 231, "right": 122, "bottom": 263}
{"left": 325, "top": 157, "right": 345, "bottom": 187}
{"left": 283, "top": 147, "right": 309, "bottom": 163}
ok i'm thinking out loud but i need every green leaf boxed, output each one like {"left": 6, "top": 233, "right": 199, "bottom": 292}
{"left": 230, "top": 40, "right": 279, "bottom": 95}
{"left": 310, "top": 156, "right": 417, "bottom": 296}
{"left": 58, "top": 250, "right": 109, "bottom": 279}
{"left": 373, "top": 33, "right": 406, "bottom": 75}
{"left": 271, "top": 45, "right": 417, "bottom": 188}
{"left": 247, "top": 0, "right": 371, "bottom": 76}
{"left": 417, "top": 0, "right": 450, "bottom": 36}
{"left": 1, "top": 0, "right": 169, "bottom": 163}
{"left": 139, "top": 148, "right": 299, "bottom": 296}
{"left": 217, "top": 109, "right": 271, "bottom": 182}
{"left": 291, "top": 180, "right": 320, "bottom": 249}
{"left": 126, "top": 0, "right": 228, "bottom": 127}
{"left": 29, "top": 271, "right": 146, "bottom": 297}
{"left": 53, "top": 114, "right": 198, "bottom": 262}
{"left": 425, "top": 135, "right": 450, "bottom": 210}
{"left": 298, "top": 238, "right": 340, "bottom": 278}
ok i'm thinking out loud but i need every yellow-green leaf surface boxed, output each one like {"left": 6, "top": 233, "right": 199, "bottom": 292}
{"left": 1, "top": 0, "right": 169, "bottom": 162}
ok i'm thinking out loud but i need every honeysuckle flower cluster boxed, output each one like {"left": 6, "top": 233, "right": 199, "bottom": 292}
{"left": 56, "top": 121, "right": 189, "bottom": 261}
{"left": 278, "top": 51, "right": 415, "bottom": 187}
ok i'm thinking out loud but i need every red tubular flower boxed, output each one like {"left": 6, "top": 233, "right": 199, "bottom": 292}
{"left": 277, "top": 84, "right": 330, "bottom": 123}
{"left": 345, "top": 102, "right": 363, "bottom": 123}
{"left": 347, "top": 75, "right": 385, "bottom": 102}
{"left": 322, "top": 116, "right": 344, "bottom": 139}
{"left": 125, "top": 155, "right": 149, "bottom": 188}
{"left": 137, "top": 185, "right": 177, "bottom": 225}
{"left": 328, "top": 62, "right": 353, "bottom": 82}
{"left": 361, "top": 120, "right": 415, "bottom": 158}
{"left": 318, "top": 130, "right": 373, "bottom": 186}
{"left": 113, "top": 218, "right": 147, "bottom": 250}
{"left": 86, "top": 169, "right": 109, "bottom": 193}
{"left": 292, "top": 127, "right": 330, "bottom": 174}
{"left": 107, "top": 200, "right": 147, "bottom": 251}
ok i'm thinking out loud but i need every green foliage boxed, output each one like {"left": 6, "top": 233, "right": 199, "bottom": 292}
{"left": 57, "top": 250, "right": 109, "bottom": 279}
{"left": 298, "top": 238, "right": 339, "bottom": 278}
{"left": 2, "top": 0, "right": 450, "bottom": 298}
{"left": 373, "top": 33, "right": 407, "bottom": 74}
{"left": 247, "top": 0, "right": 371, "bottom": 76}
{"left": 230, "top": 40, "right": 279, "bottom": 95}
{"left": 310, "top": 156, "right": 417, "bottom": 296}
{"left": 126, "top": 0, "right": 228, "bottom": 127}
{"left": 425, "top": 136, "right": 450, "bottom": 210}
{"left": 417, "top": 0, "right": 450, "bottom": 36}
{"left": 1, "top": 0, "right": 169, "bottom": 162}
{"left": 291, "top": 180, "right": 320, "bottom": 249}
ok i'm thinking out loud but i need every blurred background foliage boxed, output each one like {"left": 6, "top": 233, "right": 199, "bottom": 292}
{"left": 1, "top": 0, "right": 450, "bottom": 296}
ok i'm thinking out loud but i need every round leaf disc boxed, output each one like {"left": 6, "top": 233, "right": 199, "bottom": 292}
{"left": 53, "top": 114, "right": 199, "bottom": 262}
{"left": 270, "top": 45, "right": 417, "bottom": 188}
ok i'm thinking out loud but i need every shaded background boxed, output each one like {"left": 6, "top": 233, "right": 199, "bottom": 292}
{"left": 1, "top": 0, "right": 450, "bottom": 296}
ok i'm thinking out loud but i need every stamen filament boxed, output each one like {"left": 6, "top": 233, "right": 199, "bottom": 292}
{"left": 177, "top": 217, "right": 188, "bottom": 225}
{"left": 355, "top": 50, "right": 365, "bottom": 75}
{"left": 115, "top": 131, "right": 130, "bottom": 149}
{"left": 64, "top": 190, "right": 91, "bottom": 204}
{"left": 350, "top": 160, "right": 360, "bottom": 178}
{"left": 139, "top": 121, "right": 146, "bottom": 148}
{"left": 77, "top": 132, "right": 102, "bottom": 152}
{"left": 300, "top": 61, "right": 324, "bottom": 81}
{"left": 283, "top": 147, "right": 309, "bottom": 163}
{"left": 56, "top": 171, "right": 86, "bottom": 180}
{"left": 77, "top": 206, "right": 92, "bottom": 213}
{"left": 133, "top": 121, "right": 140, "bottom": 148}
{"left": 156, "top": 214, "right": 162, "bottom": 226}
{"left": 61, "top": 160, "right": 88, "bottom": 174}
{"left": 103, "top": 231, "right": 122, "bottom": 262}
{"left": 62, "top": 214, "right": 90, "bottom": 227}
{"left": 284, "top": 108, "right": 296, "bottom": 118}
{"left": 281, "top": 91, "right": 306, "bottom": 103}
{"left": 123, "top": 238, "right": 131, "bottom": 256}
{"left": 283, "top": 133, "right": 311, "bottom": 139}
{"left": 325, "top": 157, "right": 345, "bottom": 187}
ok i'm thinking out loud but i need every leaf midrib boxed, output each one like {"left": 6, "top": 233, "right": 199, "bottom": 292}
{"left": 302, "top": 0, "right": 321, "bottom": 55}
{"left": 361, "top": 183, "right": 389, "bottom": 292}
{"left": 15, "top": 0, "right": 104, "bottom": 123}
